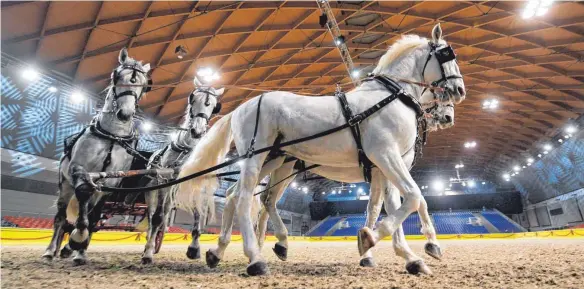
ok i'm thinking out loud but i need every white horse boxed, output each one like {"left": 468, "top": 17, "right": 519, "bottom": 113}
{"left": 141, "top": 77, "right": 224, "bottom": 264}
{"left": 177, "top": 24, "right": 465, "bottom": 275}
{"left": 42, "top": 48, "right": 152, "bottom": 265}
{"left": 207, "top": 100, "right": 454, "bottom": 275}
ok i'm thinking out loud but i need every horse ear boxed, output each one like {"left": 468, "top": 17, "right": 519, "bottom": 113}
{"left": 142, "top": 63, "right": 151, "bottom": 72}
{"left": 194, "top": 76, "right": 202, "bottom": 87}
{"left": 215, "top": 87, "right": 225, "bottom": 95}
{"left": 119, "top": 48, "right": 129, "bottom": 64}
{"left": 431, "top": 23, "right": 442, "bottom": 44}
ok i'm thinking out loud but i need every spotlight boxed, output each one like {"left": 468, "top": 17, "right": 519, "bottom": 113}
{"left": 302, "top": 187, "right": 308, "bottom": 194}
{"left": 502, "top": 173, "right": 510, "bottom": 179}
{"left": 332, "top": 190, "right": 336, "bottom": 195}
{"left": 482, "top": 181, "right": 486, "bottom": 185}
{"left": 543, "top": 151, "right": 548, "bottom": 155}
{"left": 70, "top": 91, "right": 84, "bottom": 104}
{"left": 321, "top": 192, "right": 325, "bottom": 195}
{"left": 175, "top": 45, "right": 188, "bottom": 59}
{"left": 558, "top": 139, "right": 563, "bottom": 143}
{"left": 527, "top": 163, "right": 532, "bottom": 167}
{"left": 462, "top": 182, "right": 466, "bottom": 187}
{"left": 432, "top": 180, "right": 444, "bottom": 191}
{"left": 351, "top": 69, "right": 360, "bottom": 78}
{"left": 482, "top": 99, "right": 498, "bottom": 109}
{"left": 464, "top": 141, "right": 477, "bottom": 148}
{"left": 468, "top": 180, "right": 476, "bottom": 188}
{"left": 505, "top": 178, "right": 510, "bottom": 182}
{"left": 197, "top": 67, "right": 220, "bottom": 83}
{"left": 565, "top": 125, "right": 576, "bottom": 134}
{"left": 141, "top": 121, "right": 153, "bottom": 132}
{"left": 22, "top": 67, "right": 39, "bottom": 81}
{"left": 564, "top": 135, "right": 570, "bottom": 139}
{"left": 318, "top": 13, "right": 328, "bottom": 28}
{"left": 48, "top": 86, "right": 58, "bottom": 93}
{"left": 527, "top": 158, "right": 534, "bottom": 163}
{"left": 291, "top": 182, "right": 298, "bottom": 188}
{"left": 543, "top": 144, "right": 552, "bottom": 151}
{"left": 357, "top": 188, "right": 364, "bottom": 194}
{"left": 522, "top": 0, "right": 553, "bottom": 19}
{"left": 538, "top": 154, "right": 542, "bottom": 158}
{"left": 513, "top": 166, "right": 521, "bottom": 172}
{"left": 334, "top": 35, "right": 345, "bottom": 46}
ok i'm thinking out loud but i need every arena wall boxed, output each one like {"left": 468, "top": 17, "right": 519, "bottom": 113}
{"left": 513, "top": 189, "right": 584, "bottom": 231}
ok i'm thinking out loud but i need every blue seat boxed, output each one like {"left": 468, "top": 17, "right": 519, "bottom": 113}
{"left": 307, "top": 217, "right": 342, "bottom": 236}
{"left": 331, "top": 216, "right": 367, "bottom": 236}
{"left": 481, "top": 211, "right": 523, "bottom": 232}
{"left": 433, "top": 212, "right": 489, "bottom": 234}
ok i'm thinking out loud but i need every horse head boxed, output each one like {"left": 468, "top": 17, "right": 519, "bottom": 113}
{"left": 109, "top": 48, "right": 152, "bottom": 121}
{"left": 186, "top": 76, "right": 225, "bottom": 138}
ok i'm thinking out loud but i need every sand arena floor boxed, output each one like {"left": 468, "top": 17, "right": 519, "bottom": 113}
{"left": 1, "top": 239, "right": 583, "bottom": 289}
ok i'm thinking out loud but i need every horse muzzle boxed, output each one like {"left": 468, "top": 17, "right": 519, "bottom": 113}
{"left": 190, "top": 128, "right": 202, "bottom": 139}
{"left": 116, "top": 109, "right": 133, "bottom": 122}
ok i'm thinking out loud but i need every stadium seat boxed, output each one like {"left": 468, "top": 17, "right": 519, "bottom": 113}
{"left": 480, "top": 211, "right": 524, "bottom": 232}
{"left": 307, "top": 217, "right": 342, "bottom": 236}
{"left": 433, "top": 211, "right": 489, "bottom": 234}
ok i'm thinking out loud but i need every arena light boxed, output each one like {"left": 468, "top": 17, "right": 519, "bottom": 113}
{"left": 455, "top": 163, "right": 464, "bottom": 169}
{"left": 302, "top": 187, "right": 308, "bottom": 194}
{"left": 48, "top": 86, "right": 58, "bottom": 93}
{"left": 513, "top": 166, "right": 521, "bottom": 172}
{"left": 70, "top": 91, "right": 85, "bottom": 104}
{"left": 432, "top": 180, "right": 444, "bottom": 191}
{"left": 564, "top": 135, "right": 570, "bottom": 139}
{"left": 331, "top": 190, "right": 336, "bottom": 195}
{"left": 197, "top": 67, "right": 220, "bottom": 83}
{"left": 291, "top": 182, "right": 298, "bottom": 188}
{"left": 175, "top": 45, "right": 188, "bottom": 59}
{"left": 482, "top": 181, "right": 486, "bottom": 185}
{"left": 351, "top": 69, "right": 360, "bottom": 78}
{"left": 464, "top": 141, "right": 477, "bottom": 148}
{"left": 321, "top": 192, "right": 325, "bottom": 195}
{"left": 565, "top": 125, "right": 576, "bottom": 134}
{"left": 482, "top": 99, "right": 498, "bottom": 110}
{"left": 468, "top": 180, "right": 476, "bottom": 188}
{"left": 462, "top": 182, "right": 466, "bottom": 187}
{"left": 22, "top": 67, "right": 40, "bottom": 81}
{"left": 543, "top": 143, "right": 552, "bottom": 151}
{"left": 538, "top": 154, "right": 542, "bottom": 158}
{"left": 527, "top": 158, "right": 534, "bottom": 163}
{"left": 558, "top": 139, "right": 563, "bottom": 143}
{"left": 502, "top": 173, "right": 510, "bottom": 179}
{"left": 522, "top": 0, "right": 553, "bottom": 19}
{"left": 357, "top": 187, "right": 364, "bottom": 194}
{"left": 141, "top": 121, "right": 153, "bottom": 132}
{"left": 334, "top": 35, "right": 346, "bottom": 46}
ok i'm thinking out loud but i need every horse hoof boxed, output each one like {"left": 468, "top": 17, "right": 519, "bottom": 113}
{"left": 246, "top": 261, "right": 269, "bottom": 276}
{"left": 68, "top": 239, "right": 87, "bottom": 251}
{"left": 186, "top": 247, "right": 201, "bottom": 260}
{"left": 141, "top": 257, "right": 153, "bottom": 265}
{"left": 60, "top": 245, "right": 73, "bottom": 258}
{"left": 359, "top": 257, "right": 376, "bottom": 267}
{"left": 272, "top": 244, "right": 287, "bottom": 261}
{"left": 406, "top": 260, "right": 432, "bottom": 275}
{"left": 205, "top": 250, "right": 221, "bottom": 268}
{"left": 424, "top": 243, "right": 442, "bottom": 260}
{"left": 72, "top": 257, "right": 87, "bottom": 266}
{"left": 357, "top": 228, "right": 375, "bottom": 256}
{"left": 41, "top": 254, "right": 54, "bottom": 262}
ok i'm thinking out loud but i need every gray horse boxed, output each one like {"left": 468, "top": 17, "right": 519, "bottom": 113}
{"left": 42, "top": 48, "right": 152, "bottom": 265}
{"left": 141, "top": 78, "right": 224, "bottom": 264}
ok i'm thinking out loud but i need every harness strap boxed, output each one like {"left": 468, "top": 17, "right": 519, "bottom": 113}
{"left": 335, "top": 88, "right": 373, "bottom": 183}
{"left": 247, "top": 94, "right": 264, "bottom": 158}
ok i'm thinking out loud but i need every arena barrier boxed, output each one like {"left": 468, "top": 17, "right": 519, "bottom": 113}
{"left": 2, "top": 228, "right": 584, "bottom": 245}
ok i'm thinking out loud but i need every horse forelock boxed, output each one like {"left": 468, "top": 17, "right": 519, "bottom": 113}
{"left": 373, "top": 34, "right": 446, "bottom": 74}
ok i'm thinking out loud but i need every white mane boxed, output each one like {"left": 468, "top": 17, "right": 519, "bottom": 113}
{"left": 373, "top": 34, "right": 445, "bottom": 74}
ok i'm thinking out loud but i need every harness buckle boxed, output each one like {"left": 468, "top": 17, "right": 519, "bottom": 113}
{"left": 348, "top": 115, "right": 362, "bottom": 126}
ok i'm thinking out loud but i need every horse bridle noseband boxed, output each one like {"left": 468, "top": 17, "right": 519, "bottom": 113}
{"left": 188, "top": 87, "right": 222, "bottom": 122}
{"left": 420, "top": 43, "right": 463, "bottom": 99}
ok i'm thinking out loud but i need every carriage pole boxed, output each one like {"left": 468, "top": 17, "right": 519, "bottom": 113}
{"left": 87, "top": 168, "right": 179, "bottom": 183}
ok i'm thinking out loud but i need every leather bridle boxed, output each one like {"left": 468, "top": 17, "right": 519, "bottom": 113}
{"left": 420, "top": 42, "right": 463, "bottom": 100}
{"left": 109, "top": 64, "right": 152, "bottom": 110}
{"left": 188, "top": 87, "right": 222, "bottom": 122}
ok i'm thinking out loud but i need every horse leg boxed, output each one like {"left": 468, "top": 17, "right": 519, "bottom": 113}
{"left": 206, "top": 183, "right": 237, "bottom": 268}
{"left": 419, "top": 197, "right": 442, "bottom": 260}
{"left": 359, "top": 170, "right": 384, "bottom": 267}
{"left": 186, "top": 209, "right": 202, "bottom": 260}
{"left": 256, "top": 207, "right": 269, "bottom": 250}
{"left": 42, "top": 179, "right": 75, "bottom": 261}
{"left": 357, "top": 149, "right": 423, "bottom": 265}
{"left": 142, "top": 189, "right": 164, "bottom": 264}
{"left": 235, "top": 153, "right": 271, "bottom": 276}
{"left": 68, "top": 164, "right": 93, "bottom": 252}
{"left": 385, "top": 183, "right": 431, "bottom": 275}
{"left": 72, "top": 196, "right": 104, "bottom": 265}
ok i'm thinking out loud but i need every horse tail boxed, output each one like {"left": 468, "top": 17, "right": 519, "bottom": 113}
{"left": 175, "top": 112, "right": 234, "bottom": 221}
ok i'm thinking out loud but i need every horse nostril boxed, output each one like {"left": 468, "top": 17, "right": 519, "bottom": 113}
{"left": 116, "top": 110, "right": 128, "bottom": 121}
{"left": 130, "top": 78, "right": 137, "bottom": 84}
{"left": 445, "top": 115, "right": 452, "bottom": 123}
{"left": 457, "top": 86, "right": 465, "bottom": 97}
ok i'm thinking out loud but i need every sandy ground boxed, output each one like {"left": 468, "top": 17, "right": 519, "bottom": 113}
{"left": 1, "top": 239, "right": 583, "bottom": 289}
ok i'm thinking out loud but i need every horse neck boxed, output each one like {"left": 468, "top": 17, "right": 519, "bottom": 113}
{"left": 97, "top": 89, "right": 134, "bottom": 136}
{"left": 374, "top": 49, "right": 426, "bottom": 101}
